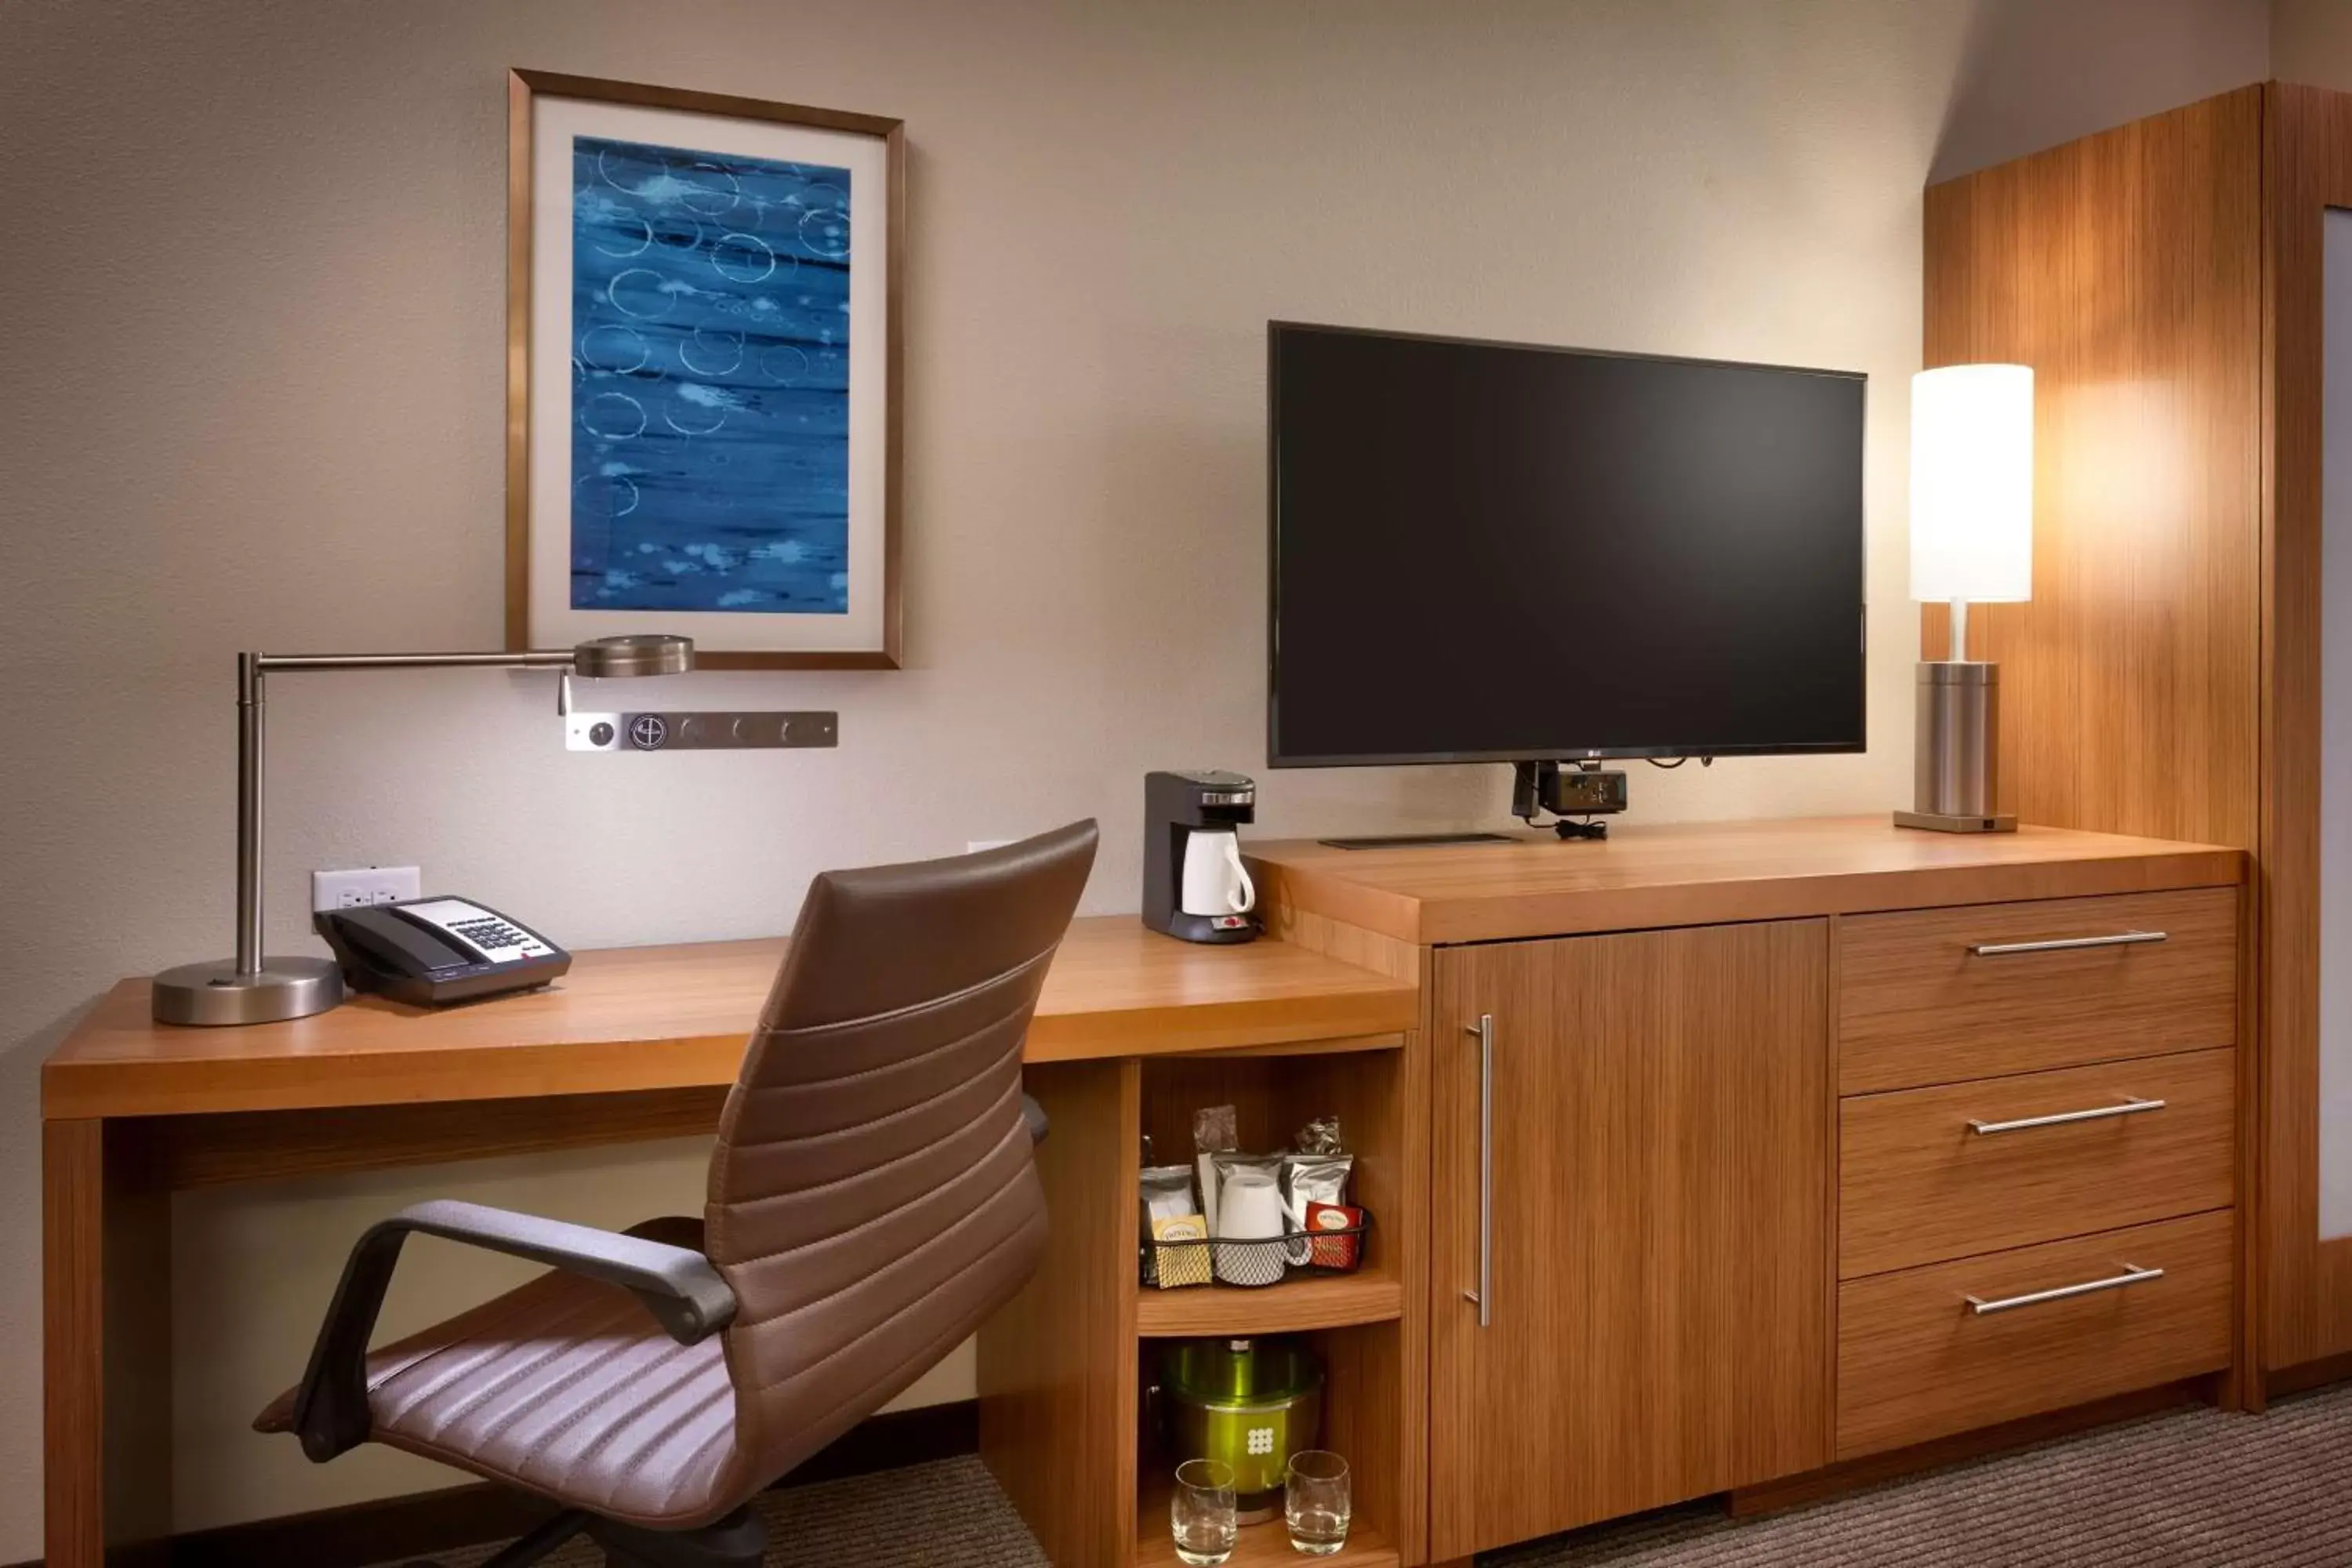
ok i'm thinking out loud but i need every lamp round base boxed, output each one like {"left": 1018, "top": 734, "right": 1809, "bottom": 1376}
{"left": 1893, "top": 808, "right": 2020, "bottom": 834}
{"left": 152, "top": 956, "right": 345, "bottom": 1026}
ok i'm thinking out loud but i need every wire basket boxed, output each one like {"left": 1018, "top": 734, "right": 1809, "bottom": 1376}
{"left": 1141, "top": 1214, "right": 1370, "bottom": 1290}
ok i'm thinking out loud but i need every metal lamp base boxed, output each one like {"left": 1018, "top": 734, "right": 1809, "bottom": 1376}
{"left": 152, "top": 956, "right": 344, "bottom": 1025}
{"left": 1893, "top": 808, "right": 2020, "bottom": 834}
{"left": 1896, "top": 659, "right": 2017, "bottom": 835}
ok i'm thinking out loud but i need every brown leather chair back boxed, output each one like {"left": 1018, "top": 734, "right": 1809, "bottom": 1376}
{"left": 700, "top": 820, "right": 1097, "bottom": 1495}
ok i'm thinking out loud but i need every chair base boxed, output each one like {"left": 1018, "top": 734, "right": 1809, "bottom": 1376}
{"left": 437, "top": 1505, "right": 764, "bottom": 1568}
{"left": 590, "top": 1508, "right": 768, "bottom": 1568}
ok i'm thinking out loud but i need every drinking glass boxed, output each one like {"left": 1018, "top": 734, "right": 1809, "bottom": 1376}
{"left": 1171, "top": 1457, "right": 1238, "bottom": 1566}
{"left": 1284, "top": 1450, "right": 1352, "bottom": 1556}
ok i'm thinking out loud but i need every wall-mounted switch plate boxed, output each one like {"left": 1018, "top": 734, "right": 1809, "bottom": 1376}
{"left": 311, "top": 865, "right": 422, "bottom": 913}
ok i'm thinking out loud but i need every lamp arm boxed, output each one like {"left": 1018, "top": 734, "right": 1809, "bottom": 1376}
{"left": 230, "top": 649, "right": 589, "bottom": 977}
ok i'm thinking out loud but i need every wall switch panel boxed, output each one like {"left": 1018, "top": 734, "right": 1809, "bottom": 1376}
{"left": 565, "top": 710, "right": 840, "bottom": 752}
{"left": 311, "top": 865, "right": 423, "bottom": 913}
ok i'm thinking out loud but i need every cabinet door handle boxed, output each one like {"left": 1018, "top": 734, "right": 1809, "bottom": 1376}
{"left": 1464, "top": 1014, "right": 1494, "bottom": 1328}
{"left": 1968, "top": 1096, "right": 2165, "bottom": 1135}
{"left": 1965, "top": 1263, "right": 2164, "bottom": 1316}
{"left": 1968, "top": 930, "right": 2169, "bottom": 957}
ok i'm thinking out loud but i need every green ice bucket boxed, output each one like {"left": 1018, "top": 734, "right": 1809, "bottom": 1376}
{"left": 1156, "top": 1337, "right": 1323, "bottom": 1522}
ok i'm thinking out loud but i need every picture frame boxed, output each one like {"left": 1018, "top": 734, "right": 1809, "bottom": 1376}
{"left": 506, "top": 69, "right": 904, "bottom": 670}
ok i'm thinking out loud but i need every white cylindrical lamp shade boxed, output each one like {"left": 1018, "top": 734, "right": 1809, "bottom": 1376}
{"left": 1910, "top": 364, "right": 2034, "bottom": 604}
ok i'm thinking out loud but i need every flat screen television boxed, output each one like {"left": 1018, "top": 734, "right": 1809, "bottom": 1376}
{"left": 1268, "top": 322, "right": 1867, "bottom": 767}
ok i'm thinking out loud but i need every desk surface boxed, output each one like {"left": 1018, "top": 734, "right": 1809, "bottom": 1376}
{"left": 45, "top": 918, "right": 1419, "bottom": 1121}
{"left": 1249, "top": 816, "right": 2245, "bottom": 945}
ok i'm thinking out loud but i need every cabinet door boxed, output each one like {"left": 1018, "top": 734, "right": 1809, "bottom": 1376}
{"left": 1429, "top": 920, "right": 1831, "bottom": 1559}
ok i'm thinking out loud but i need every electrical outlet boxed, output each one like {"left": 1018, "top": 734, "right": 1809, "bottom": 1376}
{"left": 966, "top": 839, "right": 1014, "bottom": 854}
{"left": 311, "top": 865, "right": 422, "bottom": 913}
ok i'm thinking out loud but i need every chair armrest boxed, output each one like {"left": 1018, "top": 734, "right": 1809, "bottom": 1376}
{"left": 288, "top": 1200, "right": 735, "bottom": 1463}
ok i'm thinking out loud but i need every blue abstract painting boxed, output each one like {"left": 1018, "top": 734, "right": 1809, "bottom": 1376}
{"left": 568, "top": 135, "right": 852, "bottom": 614}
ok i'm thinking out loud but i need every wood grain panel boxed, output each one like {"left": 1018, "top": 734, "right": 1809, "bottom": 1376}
{"left": 45, "top": 1120, "right": 103, "bottom": 1568}
{"left": 1308, "top": 1323, "right": 1409, "bottom": 1568}
{"left": 1921, "top": 86, "right": 2263, "bottom": 850}
{"left": 1134, "top": 1268, "right": 1403, "bottom": 1337}
{"left": 1428, "top": 923, "right": 1830, "bottom": 1559}
{"left": 1839, "top": 1048, "right": 2236, "bottom": 1278}
{"left": 1838, "top": 888, "right": 2238, "bottom": 1094}
{"left": 137, "top": 1086, "right": 727, "bottom": 1189}
{"left": 2262, "top": 82, "right": 2352, "bottom": 1375}
{"left": 978, "top": 1058, "right": 1139, "bottom": 1568}
{"left": 1836, "top": 1210, "right": 2233, "bottom": 1458}
{"left": 1250, "top": 819, "right": 2241, "bottom": 946}
{"left": 43, "top": 920, "right": 1417, "bottom": 1120}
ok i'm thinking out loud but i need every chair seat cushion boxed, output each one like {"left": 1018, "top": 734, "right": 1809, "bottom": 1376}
{"left": 256, "top": 1264, "right": 746, "bottom": 1529}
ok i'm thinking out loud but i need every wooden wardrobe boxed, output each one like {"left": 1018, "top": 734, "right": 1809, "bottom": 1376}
{"left": 1921, "top": 80, "right": 2352, "bottom": 1393}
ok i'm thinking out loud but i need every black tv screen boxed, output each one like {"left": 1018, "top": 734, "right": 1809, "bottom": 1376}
{"left": 1268, "top": 323, "right": 1867, "bottom": 766}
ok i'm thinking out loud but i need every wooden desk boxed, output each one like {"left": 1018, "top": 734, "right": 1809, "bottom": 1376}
{"left": 41, "top": 918, "right": 1419, "bottom": 1568}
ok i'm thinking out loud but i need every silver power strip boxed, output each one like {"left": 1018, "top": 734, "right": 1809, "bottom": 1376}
{"left": 565, "top": 710, "right": 840, "bottom": 752}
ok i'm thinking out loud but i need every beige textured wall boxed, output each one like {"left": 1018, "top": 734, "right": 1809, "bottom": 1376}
{"left": 0, "top": 0, "right": 2271, "bottom": 1547}
{"left": 2277, "top": 0, "right": 2352, "bottom": 89}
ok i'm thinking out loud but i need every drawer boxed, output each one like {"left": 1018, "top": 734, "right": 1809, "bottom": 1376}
{"left": 1840, "top": 1048, "right": 2235, "bottom": 1278}
{"left": 1839, "top": 887, "right": 2238, "bottom": 1094}
{"left": 1835, "top": 1210, "right": 2233, "bottom": 1459}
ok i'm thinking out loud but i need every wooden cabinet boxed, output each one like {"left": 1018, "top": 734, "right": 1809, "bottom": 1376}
{"left": 1252, "top": 819, "right": 2245, "bottom": 1566}
{"left": 1922, "top": 80, "right": 2352, "bottom": 1386}
{"left": 1425, "top": 921, "right": 1831, "bottom": 1560}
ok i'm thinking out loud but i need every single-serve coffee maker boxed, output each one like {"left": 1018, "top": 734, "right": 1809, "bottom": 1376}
{"left": 1142, "top": 770, "right": 1261, "bottom": 944}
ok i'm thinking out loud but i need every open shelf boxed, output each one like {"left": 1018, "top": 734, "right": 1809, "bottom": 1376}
{"left": 1134, "top": 1486, "right": 1399, "bottom": 1568}
{"left": 1136, "top": 1265, "right": 1403, "bottom": 1337}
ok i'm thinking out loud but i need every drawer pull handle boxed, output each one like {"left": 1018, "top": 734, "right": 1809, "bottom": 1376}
{"left": 1965, "top": 1263, "right": 2164, "bottom": 1316}
{"left": 1968, "top": 1096, "right": 2165, "bottom": 1135}
{"left": 1969, "top": 930, "right": 2169, "bottom": 957}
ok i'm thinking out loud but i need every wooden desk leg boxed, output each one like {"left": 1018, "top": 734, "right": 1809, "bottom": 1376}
{"left": 45, "top": 1119, "right": 172, "bottom": 1568}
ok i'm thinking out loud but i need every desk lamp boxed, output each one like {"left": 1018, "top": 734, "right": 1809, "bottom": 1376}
{"left": 1898, "top": 364, "right": 2033, "bottom": 833}
{"left": 152, "top": 633, "right": 693, "bottom": 1025}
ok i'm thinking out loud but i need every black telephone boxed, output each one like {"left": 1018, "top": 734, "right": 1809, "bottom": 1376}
{"left": 318, "top": 897, "right": 572, "bottom": 1007}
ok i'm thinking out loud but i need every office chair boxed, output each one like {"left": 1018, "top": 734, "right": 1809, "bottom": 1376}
{"left": 256, "top": 821, "right": 1100, "bottom": 1567}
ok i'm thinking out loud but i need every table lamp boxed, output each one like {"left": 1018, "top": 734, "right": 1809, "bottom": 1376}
{"left": 152, "top": 633, "right": 693, "bottom": 1025}
{"left": 1897, "top": 363, "right": 2033, "bottom": 833}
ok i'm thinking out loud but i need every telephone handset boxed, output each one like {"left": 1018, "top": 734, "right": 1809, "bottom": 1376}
{"left": 318, "top": 897, "right": 572, "bottom": 1007}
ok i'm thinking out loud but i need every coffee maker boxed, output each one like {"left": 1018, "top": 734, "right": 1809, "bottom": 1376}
{"left": 1142, "top": 770, "right": 1262, "bottom": 944}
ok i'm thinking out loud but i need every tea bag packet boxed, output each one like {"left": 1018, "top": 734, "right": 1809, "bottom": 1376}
{"left": 1305, "top": 1200, "right": 1366, "bottom": 1270}
{"left": 1150, "top": 1214, "right": 1212, "bottom": 1287}
{"left": 1140, "top": 1163, "right": 1203, "bottom": 1287}
{"left": 1193, "top": 1104, "right": 1239, "bottom": 1236}
{"left": 1279, "top": 1150, "right": 1354, "bottom": 1265}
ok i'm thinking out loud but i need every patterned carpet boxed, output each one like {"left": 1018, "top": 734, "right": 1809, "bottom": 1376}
{"left": 402, "top": 1383, "right": 2352, "bottom": 1567}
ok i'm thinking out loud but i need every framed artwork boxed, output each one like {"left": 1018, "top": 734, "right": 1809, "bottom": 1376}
{"left": 506, "top": 70, "right": 903, "bottom": 669}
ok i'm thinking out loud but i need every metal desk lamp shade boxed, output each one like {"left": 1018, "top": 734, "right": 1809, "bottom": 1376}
{"left": 152, "top": 635, "right": 693, "bottom": 1026}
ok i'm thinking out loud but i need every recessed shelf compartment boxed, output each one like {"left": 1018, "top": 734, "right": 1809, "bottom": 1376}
{"left": 1132, "top": 1505, "right": 1398, "bottom": 1568}
{"left": 1137, "top": 1265, "right": 1403, "bottom": 1337}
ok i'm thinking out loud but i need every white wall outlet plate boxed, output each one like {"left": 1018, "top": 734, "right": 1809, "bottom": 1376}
{"left": 567, "top": 711, "right": 625, "bottom": 752}
{"left": 311, "top": 865, "right": 422, "bottom": 913}
{"left": 966, "top": 840, "right": 1014, "bottom": 854}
